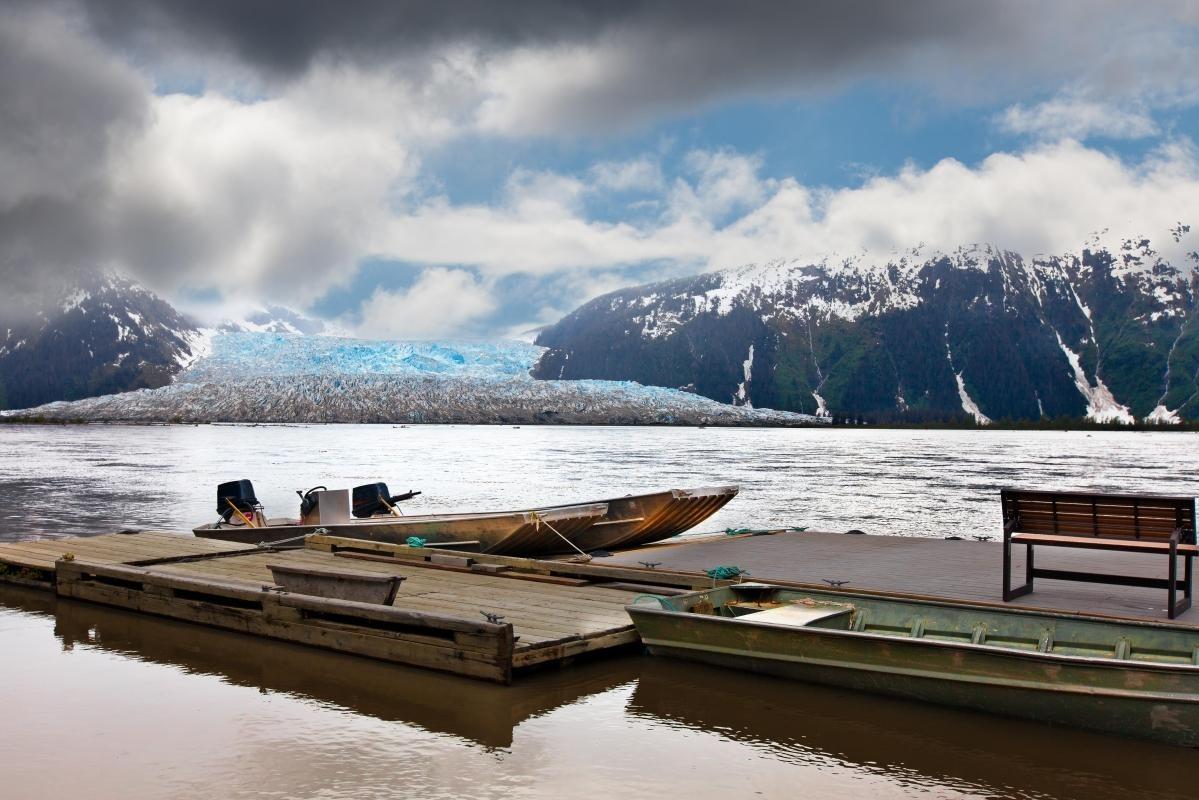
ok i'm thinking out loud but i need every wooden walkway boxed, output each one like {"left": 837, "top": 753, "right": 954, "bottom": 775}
{"left": 0, "top": 531, "right": 657, "bottom": 682}
{"left": 148, "top": 547, "right": 646, "bottom": 661}
{"left": 604, "top": 530, "right": 1199, "bottom": 625}
{"left": 0, "top": 531, "right": 253, "bottom": 585}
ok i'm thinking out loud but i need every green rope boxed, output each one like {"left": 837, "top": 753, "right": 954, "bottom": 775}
{"left": 405, "top": 536, "right": 427, "bottom": 548}
{"left": 704, "top": 565, "right": 746, "bottom": 580}
{"left": 723, "top": 525, "right": 808, "bottom": 536}
{"left": 630, "top": 594, "right": 674, "bottom": 609}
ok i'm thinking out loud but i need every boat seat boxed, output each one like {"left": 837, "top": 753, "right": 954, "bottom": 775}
{"left": 737, "top": 602, "right": 854, "bottom": 629}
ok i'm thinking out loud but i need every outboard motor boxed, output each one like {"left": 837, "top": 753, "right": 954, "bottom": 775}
{"left": 352, "top": 482, "right": 421, "bottom": 518}
{"left": 297, "top": 485, "right": 328, "bottom": 520}
{"left": 217, "top": 479, "right": 259, "bottom": 523}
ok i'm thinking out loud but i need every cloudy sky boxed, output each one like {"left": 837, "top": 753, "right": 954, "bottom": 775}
{"left": 3, "top": 1, "right": 1199, "bottom": 339}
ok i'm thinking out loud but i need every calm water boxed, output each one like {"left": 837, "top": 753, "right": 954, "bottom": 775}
{"left": 2, "top": 424, "right": 1199, "bottom": 799}
{"left": 1, "top": 424, "right": 1198, "bottom": 541}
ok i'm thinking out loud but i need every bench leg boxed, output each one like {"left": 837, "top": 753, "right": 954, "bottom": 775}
{"left": 1170, "top": 553, "right": 1193, "bottom": 620}
{"left": 1003, "top": 540, "right": 1034, "bottom": 602}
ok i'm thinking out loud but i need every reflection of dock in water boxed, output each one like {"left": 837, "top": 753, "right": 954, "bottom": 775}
{"left": 1, "top": 584, "right": 643, "bottom": 749}
{"left": 628, "top": 658, "right": 1199, "bottom": 799}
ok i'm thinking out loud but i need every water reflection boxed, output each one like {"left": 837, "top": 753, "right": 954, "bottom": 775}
{"left": 3, "top": 585, "right": 1197, "bottom": 800}
{"left": 628, "top": 658, "right": 1199, "bottom": 800}
{"left": 3, "top": 586, "right": 639, "bottom": 750}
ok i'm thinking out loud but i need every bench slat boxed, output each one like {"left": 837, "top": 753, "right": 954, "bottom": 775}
{"left": 1010, "top": 532, "right": 1199, "bottom": 554}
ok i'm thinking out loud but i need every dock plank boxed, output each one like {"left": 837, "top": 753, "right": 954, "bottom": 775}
{"left": 0, "top": 532, "right": 253, "bottom": 573}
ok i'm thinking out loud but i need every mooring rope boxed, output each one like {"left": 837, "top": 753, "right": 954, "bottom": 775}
{"left": 255, "top": 526, "right": 329, "bottom": 549}
{"left": 531, "top": 510, "right": 592, "bottom": 562}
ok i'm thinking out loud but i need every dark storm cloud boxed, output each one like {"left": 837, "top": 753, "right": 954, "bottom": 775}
{"left": 50, "top": 1, "right": 1107, "bottom": 77}
{"left": 70, "top": 0, "right": 637, "bottom": 77}
{"left": 0, "top": 7, "right": 148, "bottom": 318}
{"left": 46, "top": 0, "right": 1189, "bottom": 132}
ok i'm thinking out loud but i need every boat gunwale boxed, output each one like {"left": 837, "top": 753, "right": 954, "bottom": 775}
{"left": 698, "top": 581, "right": 1199, "bottom": 635}
{"left": 195, "top": 502, "right": 610, "bottom": 533}
{"left": 533, "top": 485, "right": 740, "bottom": 511}
{"left": 626, "top": 595, "right": 1199, "bottom": 674}
{"left": 635, "top": 633, "right": 1199, "bottom": 704}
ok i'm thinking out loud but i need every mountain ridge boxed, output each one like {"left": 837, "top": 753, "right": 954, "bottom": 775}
{"left": 0, "top": 272, "right": 204, "bottom": 410}
{"left": 534, "top": 229, "right": 1199, "bottom": 424}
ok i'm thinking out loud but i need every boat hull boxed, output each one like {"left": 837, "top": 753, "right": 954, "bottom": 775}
{"left": 194, "top": 504, "right": 609, "bottom": 556}
{"left": 548, "top": 485, "right": 739, "bottom": 551}
{"left": 628, "top": 587, "right": 1199, "bottom": 746}
{"left": 194, "top": 485, "right": 735, "bottom": 555}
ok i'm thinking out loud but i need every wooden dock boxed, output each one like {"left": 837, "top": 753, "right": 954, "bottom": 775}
{"left": 4, "top": 527, "right": 1196, "bottom": 683}
{"left": 0, "top": 531, "right": 706, "bottom": 683}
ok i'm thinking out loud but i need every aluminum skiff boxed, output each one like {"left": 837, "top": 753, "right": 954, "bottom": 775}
{"left": 627, "top": 583, "right": 1199, "bottom": 746}
{"left": 542, "top": 485, "right": 739, "bottom": 551}
{"left": 193, "top": 503, "right": 609, "bottom": 555}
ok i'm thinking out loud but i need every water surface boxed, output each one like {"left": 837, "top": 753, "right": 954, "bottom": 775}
{"left": 1, "top": 424, "right": 1196, "bottom": 541}
{"left": 2, "top": 425, "right": 1198, "bottom": 798}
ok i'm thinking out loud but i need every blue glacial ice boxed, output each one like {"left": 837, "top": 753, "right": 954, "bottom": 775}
{"left": 13, "top": 332, "right": 824, "bottom": 425}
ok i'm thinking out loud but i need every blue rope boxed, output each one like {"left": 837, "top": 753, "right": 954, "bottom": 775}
{"left": 405, "top": 536, "right": 427, "bottom": 548}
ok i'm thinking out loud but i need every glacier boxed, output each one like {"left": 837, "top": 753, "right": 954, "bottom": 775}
{"left": 5, "top": 332, "right": 823, "bottom": 426}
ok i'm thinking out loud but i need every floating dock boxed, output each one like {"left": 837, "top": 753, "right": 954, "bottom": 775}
{"left": 2, "top": 528, "right": 1195, "bottom": 683}
{"left": 0, "top": 531, "right": 712, "bottom": 683}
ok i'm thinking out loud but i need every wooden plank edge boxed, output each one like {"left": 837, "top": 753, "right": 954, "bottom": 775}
{"left": 55, "top": 561, "right": 513, "bottom": 683}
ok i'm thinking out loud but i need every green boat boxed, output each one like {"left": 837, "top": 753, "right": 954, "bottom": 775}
{"left": 626, "top": 583, "right": 1199, "bottom": 746}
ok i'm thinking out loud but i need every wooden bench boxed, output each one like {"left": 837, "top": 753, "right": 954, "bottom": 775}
{"left": 1001, "top": 489, "right": 1197, "bottom": 619}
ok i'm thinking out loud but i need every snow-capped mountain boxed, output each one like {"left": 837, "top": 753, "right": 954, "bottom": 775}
{"left": 534, "top": 227, "right": 1199, "bottom": 424}
{"left": 7, "top": 332, "right": 821, "bottom": 425}
{"left": 0, "top": 272, "right": 205, "bottom": 410}
{"left": 217, "top": 304, "right": 335, "bottom": 336}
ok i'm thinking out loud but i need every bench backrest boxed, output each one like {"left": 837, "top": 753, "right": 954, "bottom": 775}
{"left": 1001, "top": 489, "right": 1197, "bottom": 545}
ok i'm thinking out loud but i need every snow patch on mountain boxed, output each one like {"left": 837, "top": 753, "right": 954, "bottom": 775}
{"left": 733, "top": 344, "right": 754, "bottom": 407}
{"left": 954, "top": 372, "right": 991, "bottom": 426}
{"left": 1145, "top": 405, "right": 1181, "bottom": 424}
{"left": 1055, "top": 333, "right": 1135, "bottom": 424}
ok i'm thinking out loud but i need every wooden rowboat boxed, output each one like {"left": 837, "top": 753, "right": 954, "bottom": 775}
{"left": 543, "top": 485, "right": 739, "bottom": 552}
{"left": 626, "top": 582, "right": 1199, "bottom": 746}
{"left": 194, "top": 504, "right": 610, "bottom": 556}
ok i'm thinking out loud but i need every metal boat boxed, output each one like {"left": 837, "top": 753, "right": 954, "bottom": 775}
{"left": 194, "top": 479, "right": 736, "bottom": 556}
{"left": 626, "top": 582, "right": 1199, "bottom": 746}
{"left": 544, "top": 485, "right": 739, "bottom": 551}
{"left": 194, "top": 504, "right": 610, "bottom": 555}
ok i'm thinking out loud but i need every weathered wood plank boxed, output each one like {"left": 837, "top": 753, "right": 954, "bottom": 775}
{"left": 55, "top": 558, "right": 513, "bottom": 682}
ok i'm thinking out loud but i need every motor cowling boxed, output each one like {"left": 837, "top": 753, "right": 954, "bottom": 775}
{"left": 352, "top": 482, "right": 421, "bottom": 517}
{"left": 217, "top": 479, "right": 258, "bottom": 522}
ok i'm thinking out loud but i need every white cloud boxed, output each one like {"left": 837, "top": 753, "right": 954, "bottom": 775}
{"left": 670, "top": 149, "right": 773, "bottom": 223}
{"left": 356, "top": 268, "right": 497, "bottom": 339}
{"left": 588, "top": 157, "right": 665, "bottom": 193}
{"left": 94, "top": 60, "right": 481, "bottom": 303}
{"left": 999, "top": 96, "right": 1159, "bottom": 140}
{"left": 367, "top": 140, "right": 1199, "bottom": 302}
